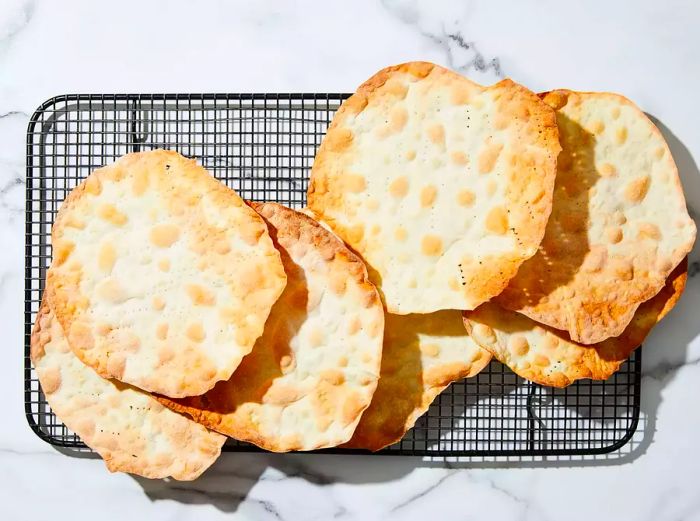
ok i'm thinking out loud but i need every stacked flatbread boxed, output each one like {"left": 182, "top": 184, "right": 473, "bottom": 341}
{"left": 35, "top": 149, "right": 288, "bottom": 478}
{"left": 309, "top": 65, "right": 694, "bottom": 390}
{"left": 465, "top": 259, "right": 688, "bottom": 387}
{"left": 32, "top": 62, "right": 695, "bottom": 473}
{"left": 48, "top": 150, "right": 288, "bottom": 398}
{"left": 157, "top": 203, "right": 385, "bottom": 452}
{"left": 344, "top": 310, "right": 491, "bottom": 451}
{"left": 31, "top": 298, "right": 226, "bottom": 480}
{"left": 495, "top": 91, "right": 695, "bottom": 344}
{"left": 464, "top": 91, "right": 695, "bottom": 385}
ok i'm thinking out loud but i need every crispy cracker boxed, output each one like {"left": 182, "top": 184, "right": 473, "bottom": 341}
{"left": 466, "top": 259, "right": 688, "bottom": 387}
{"left": 48, "top": 150, "right": 287, "bottom": 397}
{"left": 344, "top": 310, "right": 491, "bottom": 451}
{"left": 158, "top": 203, "right": 384, "bottom": 452}
{"left": 497, "top": 90, "right": 696, "bottom": 344}
{"left": 31, "top": 297, "right": 225, "bottom": 480}
{"left": 308, "top": 61, "right": 560, "bottom": 313}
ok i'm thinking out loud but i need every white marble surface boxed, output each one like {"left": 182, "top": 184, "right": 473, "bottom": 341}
{"left": 2, "top": 0, "right": 700, "bottom": 519}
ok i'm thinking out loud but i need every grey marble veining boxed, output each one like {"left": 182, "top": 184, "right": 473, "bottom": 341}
{"left": 382, "top": 0, "right": 503, "bottom": 80}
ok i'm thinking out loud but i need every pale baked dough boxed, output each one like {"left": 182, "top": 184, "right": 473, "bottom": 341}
{"left": 497, "top": 91, "right": 696, "bottom": 344}
{"left": 48, "top": 150, "right": 287, "bottom": 397}
{"left": 31, "top": 298, "right": 225, "bottom": 480}
{"left": 158, "top": 203, "right": 384, "bottom": 452}
{"left": 466, "top": 258, "right": 687, "bottom": 386}
{"left": 308, "top": 62, "right": 560, "bottom": 313}
{"left": 345, "top": 310, "right": 491, "bottom": 451}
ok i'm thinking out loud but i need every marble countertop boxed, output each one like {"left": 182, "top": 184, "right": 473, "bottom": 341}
{"left": 3, "top": 0, "right": 700, "bottom": 519}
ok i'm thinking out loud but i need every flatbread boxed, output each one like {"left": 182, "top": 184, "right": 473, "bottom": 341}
{"left": 48, "top": 150, "right": 287, "bottom": 398}
{"left": 31, "top": 298, "right": 225, "bottom": 480}
{"left": 158, "top": 203, "right": 384, "bottom": 452}
{"left": 465, "top": 258, "right": 688, "bottom": 387}
{"left": 344, "top": 310, "right": 491, "bottom": 451}
{"left": 307, "top": 61, "right": 560, "bottom": 313}
{"left": 497, "top": 90, "right": 696, "bottom": 344}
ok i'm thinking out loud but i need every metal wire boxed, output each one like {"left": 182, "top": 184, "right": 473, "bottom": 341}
{"left": 24, "top": 94, "right": 641, "bottom": 456}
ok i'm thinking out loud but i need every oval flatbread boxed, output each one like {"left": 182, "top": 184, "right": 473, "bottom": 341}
{"left": 158, "top": 203, "right": 384, "bottom": 452}
{"left": 31, "top": 298, "right": 225, "bottom": 480}
{"left": 308, "top": 61, "right": 560, "bottom": 313}
{"left": 48, "top": 150, "right": 287, "bottom": 397}
{"left": 497, "top": 90, "right": 696, "bottom": 344}
{"left": 465, "top": 258, "right": 688, "bottom": 387}
{"left": 344, "top": 310, "right": 491, "bottom": 451}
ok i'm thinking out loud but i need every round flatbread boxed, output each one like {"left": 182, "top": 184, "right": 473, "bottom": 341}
{"left": 344, "top": 310, "right": 491, "bottom": 451}
{"left": 465, "top": 258, "right": 688, "bottom": 387}
{"left": 497, "top": 90, "right": 696, "bottom": 344}
{"left": 158, "top": 203, "right": 384, "bottom": 452}
{"left": 48, "top": 150, "right": 287, "bottom": 398}
{"left": 31, "top": 298, "right": 225, "bottom": 480}
{"left": 308, "top": 61, "right": 560, "bottom": 313}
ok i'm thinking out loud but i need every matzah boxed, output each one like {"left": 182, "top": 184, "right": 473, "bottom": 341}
{"left": 158, "top": 203, "right": 384, "bottom": 451}
{"left": 497, "top": 90, "right": 696, "bottom": 344}
{"left": 31, "top": 298, "right": 225, "bottom": 480}
{"left": 308, "top": 62, "right": 560, "bottom": 313}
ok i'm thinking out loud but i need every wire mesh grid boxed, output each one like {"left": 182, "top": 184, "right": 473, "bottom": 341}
{"left": 25, "top": 94, "right": 641, "bottom": 457}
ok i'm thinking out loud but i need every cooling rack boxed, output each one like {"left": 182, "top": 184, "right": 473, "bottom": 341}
{"left": 25, "top": 94, "right": 641, "bottom": 457}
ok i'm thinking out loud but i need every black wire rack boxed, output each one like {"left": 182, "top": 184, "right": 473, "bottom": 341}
{"left": 24, "top": 94, "right": 642, "bottom": 457}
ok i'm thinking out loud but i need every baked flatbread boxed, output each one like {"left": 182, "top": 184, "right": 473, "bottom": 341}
{"left": 345, "top": 310, "right": 491, "bottom": 451}
{"left": 465, "top": 258, "right": 688, "bottom": 387}
{"left": 31, "top": 298, "right": 225, "bottom": 480}
{"left": 48, "top": 150, "right": 287, "bottom": 397}
{"left": 497, "top": 90, "right": 696, "bottom": 344}
{"left": 158, "top": 203, "right": 384, "bottom": 452}
{"left": 308, "top": 61, "right": 560, "bottom": 313}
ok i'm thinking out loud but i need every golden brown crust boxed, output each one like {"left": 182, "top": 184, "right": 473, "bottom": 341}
{"left": 308, "top": 61, "right": 560, "bottom": 314}
{"left": 466, "top": 258, "right": 688, "bottom": 387}
{"left": 497, "top": 90, "right": 696, "bottom": 344}
{"left": 158, "top": 203, "right": 384, "bottom": 452}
